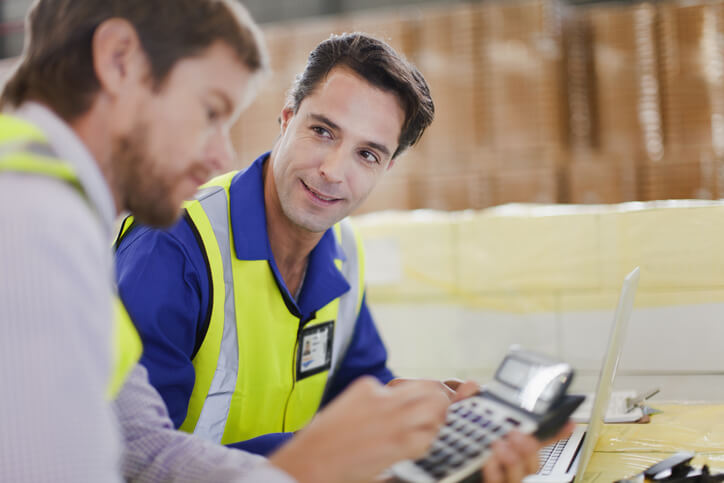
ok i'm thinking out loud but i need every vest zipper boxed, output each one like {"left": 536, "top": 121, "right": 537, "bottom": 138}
{"left": 282, "top": 317, "right": 304, "bottom": 432}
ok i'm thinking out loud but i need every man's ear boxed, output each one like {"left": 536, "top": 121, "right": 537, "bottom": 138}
{"left": 280, "top": 106, "right": 295, "bottom": 133}
{"left": 92, "top": 18, "right": 147, "bottom": 97}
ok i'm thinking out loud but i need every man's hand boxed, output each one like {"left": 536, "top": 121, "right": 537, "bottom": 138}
{"left": 482, "top": 421, "right": 576, "bottom": 483}
{"left": 387, "top": 377, "right": 576, "bottom": 483}
{"left": 386, "top": 377, "right": 480, "bottom": 403}
{"left": 271, "top": 375, "right": 575, "bottom": 483}
{"left": 269, "top": 376, "right": 449, "bottom": 483}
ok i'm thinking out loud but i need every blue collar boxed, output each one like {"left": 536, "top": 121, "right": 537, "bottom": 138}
{"left": 228, "top": 153, "right": 350, "bottom": 317}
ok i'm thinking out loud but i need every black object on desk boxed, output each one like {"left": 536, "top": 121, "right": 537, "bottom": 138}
{"left": 616, "top": 451, "right": 724, "bottom": 483}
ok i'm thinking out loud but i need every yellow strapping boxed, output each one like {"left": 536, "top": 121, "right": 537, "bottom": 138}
{"left": 0, "top": 115, "right": 46, "bottom": 144}
{"left": 0, "top": 153, "right": 81, "bottom": 192}
{"left": 107, "top": 299, "right": 143, "bottom": 399}
{"left": 179, "top": 201, "right": 227, "bottom": 434}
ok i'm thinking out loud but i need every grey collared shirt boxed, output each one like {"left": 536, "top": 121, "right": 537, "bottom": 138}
{"left": 0, "top": 103, "right": 295, "bottom": 483}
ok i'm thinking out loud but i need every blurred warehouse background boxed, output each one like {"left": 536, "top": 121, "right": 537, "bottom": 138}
{"left": 2, "top": 0, "right": 724, "bottom": 213}
{"left": 242, "top": 0, "right": 724, "bottom": 214}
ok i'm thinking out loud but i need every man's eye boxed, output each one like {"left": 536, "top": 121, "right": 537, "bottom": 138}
{"left": 312, "top": 126, "right": 332, "bottom": 138}
{"left": 360, "top": 150, "right": 379, "bottom": 164}
{"left": 206, "top": 107, "right": 221, "bottom": 122}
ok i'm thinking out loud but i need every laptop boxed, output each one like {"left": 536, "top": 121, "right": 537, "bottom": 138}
{"left": 524, "top": 266, "right": 640, "bottom": 483}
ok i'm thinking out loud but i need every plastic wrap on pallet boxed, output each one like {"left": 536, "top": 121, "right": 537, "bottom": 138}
{"left": 355, "top": 200, "right": 724, "bottom": 303}
{"left": 354, "top": 202, "right": 724, "bottom": 394}
{"left": 585, "top": 404, "right": 724, "bottom": 481}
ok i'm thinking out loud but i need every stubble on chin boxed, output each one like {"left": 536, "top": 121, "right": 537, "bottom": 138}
{"left": 112, "top": 126, "right": 180, "bottom": 228}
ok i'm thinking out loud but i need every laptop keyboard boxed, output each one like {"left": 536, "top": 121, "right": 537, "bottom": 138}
{"left": 537, "top": 437, "right": 570, "bottom": 475}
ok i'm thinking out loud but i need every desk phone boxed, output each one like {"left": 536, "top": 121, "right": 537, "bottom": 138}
{"left": 391, "top": 348, "right": 584, "bottom": 483}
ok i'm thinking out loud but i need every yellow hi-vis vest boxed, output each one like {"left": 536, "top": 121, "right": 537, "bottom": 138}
{"left": 0, "top": 113, "right": 142, "bottom": 399}
{"left": 117, "top": 170, "right": 365, "bottom": 444}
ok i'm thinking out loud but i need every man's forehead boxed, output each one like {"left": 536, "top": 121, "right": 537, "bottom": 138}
{"left": 170, "top": 42, "right": 251, "bottom": 102}
{"left": 299, "top": 67, "right": 405, "bottom": 149}
{"left": 312, "top": 66, "right": 397, "bottom": 102}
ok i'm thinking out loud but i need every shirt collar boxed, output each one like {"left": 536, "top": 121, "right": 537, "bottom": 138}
{"left": 229, "top": 153, "right": 349, "bottom": 314}
{"left": 229, "top": 153, "right": 272, "bottom": 260}
{"left": 11, "top": 102, "right": 116, "bottom": 239}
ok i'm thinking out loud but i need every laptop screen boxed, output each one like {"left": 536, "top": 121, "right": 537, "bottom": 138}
{"left": 571, "top": 267, "right": 640, "bottom": 483}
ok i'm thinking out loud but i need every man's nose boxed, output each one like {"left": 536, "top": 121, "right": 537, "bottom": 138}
{"left": 319, "top": 147, "right": 345, "bottom": 183}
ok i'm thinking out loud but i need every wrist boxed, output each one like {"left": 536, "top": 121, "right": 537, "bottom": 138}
{"left": 269, "top": 442, "right": 335, "bottom": 483}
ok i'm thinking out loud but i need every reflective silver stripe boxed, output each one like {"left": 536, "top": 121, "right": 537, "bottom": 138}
{"left": 0, "top": 139, "right": 91, "bottom": 211}
{"left": 192, "top": 186, "right": 239, "bottom": 444}
{"left": 0, "top": 140, "right": 57, "bottom": 159}
{"left": 328, "top": 218, "right": 361, "bottom": 379}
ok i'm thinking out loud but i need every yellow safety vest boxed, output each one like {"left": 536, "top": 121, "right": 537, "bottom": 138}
{"left": 117, "top": 170, "right": 365, "bottom": 444}
{"left": 0, "top": 113, "right": 142, "bottom": 399}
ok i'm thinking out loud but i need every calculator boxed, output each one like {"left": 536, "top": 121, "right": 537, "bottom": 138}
{"left": 390, "top": 348, "right": 585, "bottom": 483}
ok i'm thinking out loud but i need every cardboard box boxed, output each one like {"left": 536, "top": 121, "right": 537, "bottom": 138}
{"left": 493, "top": 147, "right": 568, "bottom": 171}
{"left": 563, "top": 12, "right": 597, "bottom": 151}
{"left": 410, "top": 168, "right": 495, "bottom": 211}
{"left": 494, "top": 166, "right": 561, "bottom": 204}
{"left": 566, "top": 155, "right": 638, "bottom": 204}
{"left": 483, "top": 0, "right": 568, "bottom": 153}
{"left": 659, "top": 3, "right": 724, "bottom": 155}
{"left": 354, "top": 172, "right": 412, "bottom": 214}
{"left": 415, "top": 5, "right": 480, "bottom": 158}
{"left": 588, "top": 4, "right": 663, "bottom": 160}
{"left": 639, "top": 150, "right": 718, "bottom": 201}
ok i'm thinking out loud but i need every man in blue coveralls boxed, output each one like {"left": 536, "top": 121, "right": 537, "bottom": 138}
{"left": 115, "top": 32, "right": 558, "bottom": 481}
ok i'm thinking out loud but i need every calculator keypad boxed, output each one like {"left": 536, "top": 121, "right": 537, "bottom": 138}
{"left": 411, "top": 396, "right": 535, "bottom": 482}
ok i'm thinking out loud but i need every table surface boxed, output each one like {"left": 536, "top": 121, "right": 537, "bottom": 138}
{"left": 582, "top": 403, "right": 724, "bottom": 482}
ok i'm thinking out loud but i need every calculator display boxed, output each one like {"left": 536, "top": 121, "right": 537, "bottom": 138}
{"left": 496, "top": 356, "right": 531, "bottom": 389}
{"left": 493, "top": 353, "right": 572, "bottom": 414}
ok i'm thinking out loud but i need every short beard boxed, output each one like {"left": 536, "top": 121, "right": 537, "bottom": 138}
{"left": 113, "top": 125, "right": 180, "bottom": 228}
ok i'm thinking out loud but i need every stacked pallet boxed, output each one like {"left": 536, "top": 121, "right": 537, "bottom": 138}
{"left": 228, "top": 0, "right": 724, "bottom": 214}
{"left": 411, "top": 3, "right": 490, "bottom": 211}
{"left": 647, "top": 2, "right": 724, "bottom": 200}
{"left": 483, "top": 0, "right": 568, "bottom": 205}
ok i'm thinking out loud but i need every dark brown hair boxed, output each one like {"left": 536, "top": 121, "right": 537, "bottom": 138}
{"left": 1, "top": 0, "right": 268, "bottom": 121}
{"left": 288, "top": 32, "right": 434, "bottom": 159}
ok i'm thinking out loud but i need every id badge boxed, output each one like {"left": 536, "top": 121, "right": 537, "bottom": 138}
{"left": 296, "top": 321, "right": 334, "bottom": 380}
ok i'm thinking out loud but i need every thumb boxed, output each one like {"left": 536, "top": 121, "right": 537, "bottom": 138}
{"left": 452, "top": 380, "right": 480, "bottom": 403}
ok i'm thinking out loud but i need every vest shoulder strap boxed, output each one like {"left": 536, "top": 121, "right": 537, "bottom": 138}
{"left": 326, "top": 217, "right": 365, "bottom": 381}
{"left": 0, "top": 115, "right": 84, "bottom": 196}
{"left": 0, "top": 114, "right": 142, "bottom": 398}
